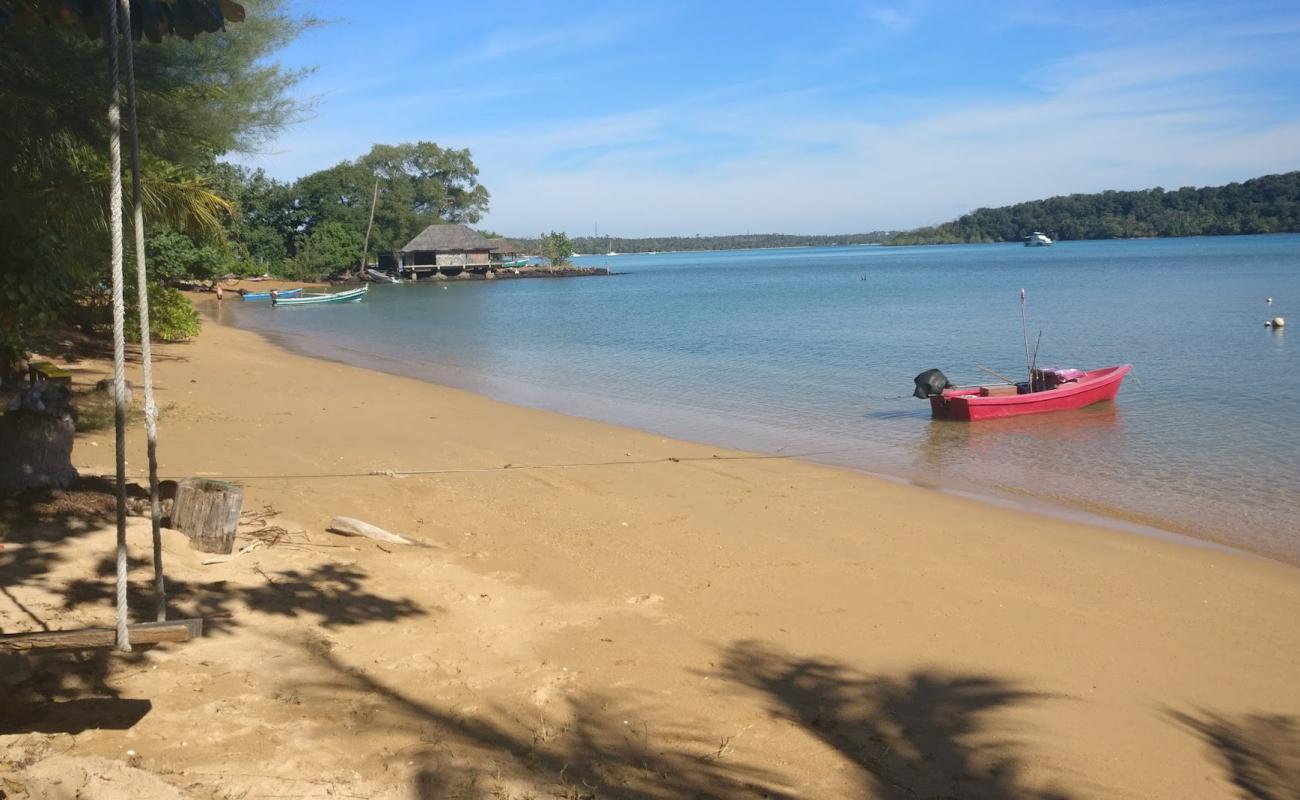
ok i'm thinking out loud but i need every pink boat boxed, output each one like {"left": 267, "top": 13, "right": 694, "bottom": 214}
{"left": 919, "top": 365, "right": 1131, "bottom": 421}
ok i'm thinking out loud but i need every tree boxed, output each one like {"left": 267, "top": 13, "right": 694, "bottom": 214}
{"left": 292, "top": 220, "right": 364, "bottom": 279}
{"left": 540, "top": 231, "right": 574, "bottom": 266}
{"left": 0, "top": 0, "right": 313, "bottom": 367}
{"left": 288, "top": 142, "right": 491, "bottom": 258}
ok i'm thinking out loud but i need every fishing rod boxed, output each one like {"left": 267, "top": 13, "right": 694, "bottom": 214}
{"left": 976, "top": 364, "right": 1018, "bottom": 384}
{"left": 1019, "top": 288, "right": 1033, "bottom": 388}
{"left": 1029, "top": 330, "right": 1043, "bottom": 391}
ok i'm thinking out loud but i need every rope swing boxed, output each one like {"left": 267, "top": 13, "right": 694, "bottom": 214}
{"left": 119, "top": 0, "right": 167, "bottom": 624}
{"left": 103, "top": 0, "right": 132, "bottom": 652}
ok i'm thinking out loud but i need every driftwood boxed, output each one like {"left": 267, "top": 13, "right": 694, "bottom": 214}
{"left": 327, "top": 516, "right": 435, "bottom": 547}
{"left": 172, "top": 478, "right": 243, "bottom": 554}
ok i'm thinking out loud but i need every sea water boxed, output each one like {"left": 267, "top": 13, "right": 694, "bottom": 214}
{"left": 220, "top": 235, "right": 1300, "bottom": 564}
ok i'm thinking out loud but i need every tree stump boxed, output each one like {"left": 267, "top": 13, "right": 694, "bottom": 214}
{"left": 171, "top": 478, "right": 243, "bottom": 554}
{"left": 0, "top": 410, "right": 78, "bottom": 493}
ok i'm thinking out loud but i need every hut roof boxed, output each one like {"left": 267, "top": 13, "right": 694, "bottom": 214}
{"left": 485, "top": 238, "right": 523, "bottom": 253}
{"left": 401, "top": 224, "right": 493, "bottom": 253}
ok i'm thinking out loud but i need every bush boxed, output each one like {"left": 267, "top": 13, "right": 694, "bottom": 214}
{"left": 128, "top": 284, "right": 201, "bottom": 343}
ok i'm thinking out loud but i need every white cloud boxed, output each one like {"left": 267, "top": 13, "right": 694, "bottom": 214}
{"left": 242, "top": 9, "right": 1300, "bottom": 237}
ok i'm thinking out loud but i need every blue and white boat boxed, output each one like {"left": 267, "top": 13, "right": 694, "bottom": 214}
{"left": 273, "top": 285, "right": 368, "bottom": 306}
{"left": 241, "top": 287, "right": 303, "bottom": 301}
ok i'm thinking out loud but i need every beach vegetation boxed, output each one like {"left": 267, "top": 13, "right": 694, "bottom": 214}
{"left": 539, "top": 231, "right": 575, "bottom": 266}
{"left": 0, "top": 0, "right": 313, "bottom": 370}
{"left": 209, "top": 141, "right": 492, "bottom": 280}
{"left": 293, "top": 220, "right": 365, "bottom": 279}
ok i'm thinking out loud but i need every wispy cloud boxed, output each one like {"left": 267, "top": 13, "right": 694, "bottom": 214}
{"left": 242, "top": 1, "right": 1300, "bottom": 235}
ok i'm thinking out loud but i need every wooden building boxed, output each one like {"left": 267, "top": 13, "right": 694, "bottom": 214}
{"left": 399, "top": 224, "right": 495, "bottom": 276}
{"left": 485, "top": 238, "right": 527, "bottom": 266}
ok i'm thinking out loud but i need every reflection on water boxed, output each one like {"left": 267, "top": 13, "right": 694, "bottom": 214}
{"left": 918, "top": 403, "right": 1123, "bottom": 475}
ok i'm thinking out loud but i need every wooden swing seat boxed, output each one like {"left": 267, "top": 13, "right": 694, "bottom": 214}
{"left": 0, "top": 618, "right": 202, "bottom": 652}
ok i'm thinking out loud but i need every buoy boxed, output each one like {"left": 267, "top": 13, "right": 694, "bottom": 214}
{"left": 1272, "top": 316, "right": 1285, "bottom": 328}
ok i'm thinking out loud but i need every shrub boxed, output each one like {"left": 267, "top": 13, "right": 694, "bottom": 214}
{"left": 128, "top": 284, "right": 201, "bottom": 343}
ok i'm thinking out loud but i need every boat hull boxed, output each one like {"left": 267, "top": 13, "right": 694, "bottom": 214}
{"left": 929, "top": 364, "right": 1130, "bottom": 421}
{"left": 241, "top": 287, "right": 302, "bottom": 301}
{"left": 274, "top": 286, "right": 368, "bottom": 306}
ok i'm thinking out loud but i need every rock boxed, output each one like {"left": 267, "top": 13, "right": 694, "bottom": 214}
{"left": 0, "top": 410, "right": 78, "bottom": 492}
{"left": 95, "top": 378, "right": 135, "bottom": 405}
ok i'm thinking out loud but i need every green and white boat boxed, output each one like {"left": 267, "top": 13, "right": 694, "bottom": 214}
{"left": 273, "top": 285, "right": 368, "bottom": 306}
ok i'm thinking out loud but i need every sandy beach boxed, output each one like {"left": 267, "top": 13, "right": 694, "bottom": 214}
{"left": 3, "top": 308, "right": 1298, "bottom": 799}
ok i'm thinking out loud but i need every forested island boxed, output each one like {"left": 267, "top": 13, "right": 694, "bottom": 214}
{"left": 520, "top": 232, "right": 894, "bottom": 255}
{"left": 521, "top": 172, "right": 1300, "bottom": 254}
{"left": 887, "top": 171, "right": 1300, "bottom": 245}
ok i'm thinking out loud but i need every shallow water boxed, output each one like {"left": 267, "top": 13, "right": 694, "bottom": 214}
{"left": 220, "top": 235, "right": 1300, "bottom": 563}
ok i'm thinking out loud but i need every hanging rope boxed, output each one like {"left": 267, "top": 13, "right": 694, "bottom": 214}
{"left": 119, "top": 0, "right": 166, "bottom": 623}
{"left": 104, "top": 0, "right": 131, "bottom": 652}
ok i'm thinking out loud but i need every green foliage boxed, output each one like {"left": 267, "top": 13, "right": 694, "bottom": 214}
{"left": 132, "top": 285, "right": 201, "bottom": 342}
{"left": 0, "top": 0, "right": 311, "bottom": 356}
{"left": 147, "top": 228, "right": 231, "bottom": 284}
{"left": 539, "top": 231, "right": 574, "bottom": 266}
{"left": 208, "top": 142, "right": 491, "bottom": 277}
{"left": 888, "top": 172, "right": 1300, "bottom": 245}
{"left": 291, "top": 220, "right": 365, "bottom": 279}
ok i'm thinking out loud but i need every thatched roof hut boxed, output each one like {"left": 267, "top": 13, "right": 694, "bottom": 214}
{"left": 485, "top": 238, "right": 524, "bottom": 257}
{"left": 400, "top": 224, "right": 494, "bottom": 269}
{"left": 400, "top": 223, "right": 494, "bottom": 253}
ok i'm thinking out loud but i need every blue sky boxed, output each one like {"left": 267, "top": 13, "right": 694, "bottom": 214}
{"left": 239, "top": 0, "right": 1300, "bottom": 237}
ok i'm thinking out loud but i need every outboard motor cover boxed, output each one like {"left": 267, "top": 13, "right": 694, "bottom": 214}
{"left": 913, "top": 368, "right": 951, "bottom": 399}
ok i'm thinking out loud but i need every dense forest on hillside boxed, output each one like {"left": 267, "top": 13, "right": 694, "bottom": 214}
{"left": 514, "top": 232, "right": 894, "bottom": 254}
{"left": 889, "top": 172, "right": 1300, "bottom": 245}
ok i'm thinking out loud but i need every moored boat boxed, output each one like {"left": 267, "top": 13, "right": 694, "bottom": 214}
{"left": 273, "top": 285, "right": 368, "bottom": 306}
{"left": 366, "top": 268, "right": 400, "bottom": 284}
{"left": 241, "top": 287, "right": 302, "bottom": 301}
{"left": 1024, "top": 231, "right": 1054, "bottom": 246}
{"left": 915, "top": 364, "right": 1130, "bottom": 421}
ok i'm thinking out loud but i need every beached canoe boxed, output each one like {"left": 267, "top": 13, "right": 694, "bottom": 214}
{"left": 920, "top": 364, "right": 1131, "bottom": 421}
{"left": 241, "top": 287, "right": 302, "bottom": 301}
{"left": 273, "top": 285, "right": 368, "bottom": 306}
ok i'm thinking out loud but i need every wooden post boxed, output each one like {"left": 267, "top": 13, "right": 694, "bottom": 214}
{"left": 171, "top": 478, "right": 243, "bottom": 554}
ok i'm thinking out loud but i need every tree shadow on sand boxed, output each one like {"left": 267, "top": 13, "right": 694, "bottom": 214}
{"left": 288, "top": 639, "right": 1074, "bottom": 799}
{"left": 717, "top": 640, "right": 1070, "bottom": 800}
{"left": 0, "top": 478, "right": 122, "bottom": 608}
{"left": 299, "top": 648, "right": 791, "bottom": 800}
{"left": 61, "top": 554, "right": 430, "bottom": 635}
{"left": 4, "top": 540, "right": 427, "bottom": 735}
{"left": 1169, "top": 708, "right": 1300, "bottom": 800}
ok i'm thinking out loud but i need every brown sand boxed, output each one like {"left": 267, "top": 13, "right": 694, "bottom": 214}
{"left": 2, "top": 314, "right": 1298, "bottom": 799}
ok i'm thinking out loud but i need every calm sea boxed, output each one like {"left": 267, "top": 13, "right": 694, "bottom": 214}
{"left": 218, "top": 235, "right": 1300, "bottom": 564}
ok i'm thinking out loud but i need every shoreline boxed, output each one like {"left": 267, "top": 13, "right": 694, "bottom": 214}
{"left": 6, "top": 310, "right": 1299, "bottom": 798}
{"left": 208, "top": 296, "right": 1286, "bottom": 568}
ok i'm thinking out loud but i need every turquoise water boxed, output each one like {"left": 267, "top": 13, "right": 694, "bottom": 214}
{"left": 220, "top": 235, "right": 1300, "bottom": 563}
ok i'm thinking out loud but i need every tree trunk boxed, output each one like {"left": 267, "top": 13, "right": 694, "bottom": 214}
{"left": 171, "top": 478, "right": 243, "bottom": 554}
{"left": 0, "top": 410, "right": 78, "bottom": 493}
